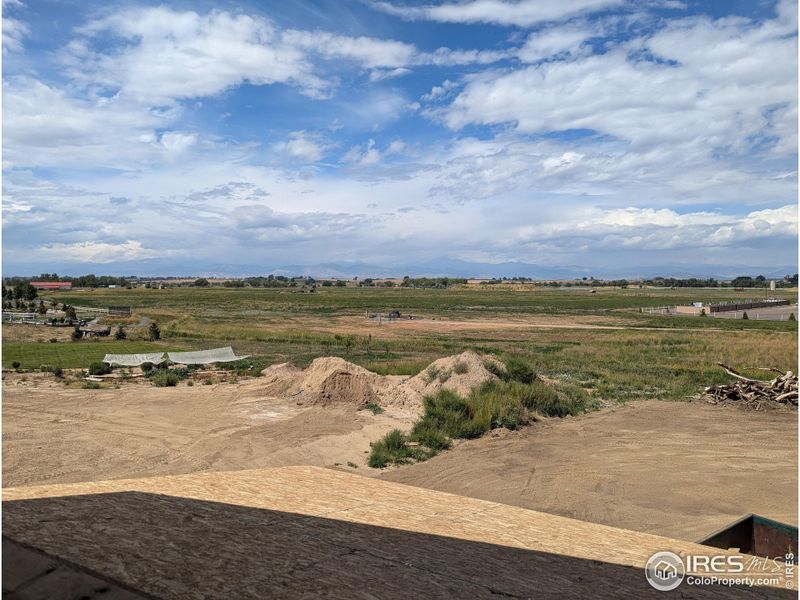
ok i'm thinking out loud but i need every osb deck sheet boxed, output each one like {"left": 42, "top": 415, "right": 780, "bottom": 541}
{"left": 3, "top": 466, "right": 793, "bottom": 599}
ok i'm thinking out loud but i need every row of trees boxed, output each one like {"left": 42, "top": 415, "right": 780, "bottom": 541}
{"left": 6, "top": 274, "right": 132, "bottom": 288}
{"left": 479, "top": 274, "right": 799, "bottom": 288}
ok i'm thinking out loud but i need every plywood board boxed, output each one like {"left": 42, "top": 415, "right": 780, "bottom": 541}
{"left": 3, "top": 466, "right": 793, "bottom": 599}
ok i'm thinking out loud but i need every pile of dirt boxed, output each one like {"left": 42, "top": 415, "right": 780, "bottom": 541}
{"left": 405, "top": 350, "right": 501, "bottom": 398}
{"left": 258, "top": 351, "right": 499, "bottom": 411}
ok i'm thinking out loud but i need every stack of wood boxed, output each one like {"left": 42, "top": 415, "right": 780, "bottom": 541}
{"left": 705, "top": 363, "right": 798, "bottom": 410}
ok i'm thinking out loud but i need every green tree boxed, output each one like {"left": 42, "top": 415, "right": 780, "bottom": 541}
{"left": 115, "top": 325, "right": 127, "bottom": 340}
{"left": 193, "top": 278, "right": 210, "bottom": 287}
{"left": 148, "top": 322, "right": 161, "bottom": 341}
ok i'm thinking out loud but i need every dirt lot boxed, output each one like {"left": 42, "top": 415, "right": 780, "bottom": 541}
{"left": 4, "top": 369, "right": 796, "bottom": 546}
{"left": 382, "top": 400, "right": 798, "bottom": 542}
{"left": 2, "top": 323, "right": 74, "bottom": 342}
{"left": 2, "top": 374, "right": 416, "bottom": 487}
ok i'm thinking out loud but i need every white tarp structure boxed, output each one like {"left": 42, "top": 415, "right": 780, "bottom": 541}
{"left": 103, "top": 352, "right": 166, "bottom": 366}
{"left": 167, "top": 346, "right": 249, "bottom": 365}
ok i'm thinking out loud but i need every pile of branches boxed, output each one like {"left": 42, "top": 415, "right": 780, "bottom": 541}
{"left": 705, "top": 363, "right": 798, "bottom": 410}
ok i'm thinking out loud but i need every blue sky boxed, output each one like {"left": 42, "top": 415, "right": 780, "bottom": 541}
{"left": 2, "top": 0, "right": 797, "bottom": 277}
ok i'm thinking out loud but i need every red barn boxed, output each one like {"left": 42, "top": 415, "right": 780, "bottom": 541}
{"left": 30, "top": 281, "right": 73, "bottom": 290}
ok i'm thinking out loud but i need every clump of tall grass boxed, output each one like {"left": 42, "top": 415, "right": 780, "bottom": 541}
{"left": 367, "top": 429, "right": 430, "bottom": 468}
{"left": 368, "top": 361, "right": 594, "bottom": 468}
{"left": 150, "top": 371, "right": 180, "bottom": 387}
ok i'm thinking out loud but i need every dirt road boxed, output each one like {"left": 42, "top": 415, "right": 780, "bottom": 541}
{"left": 381, "top": 400, "right": 798, "bottom": 542}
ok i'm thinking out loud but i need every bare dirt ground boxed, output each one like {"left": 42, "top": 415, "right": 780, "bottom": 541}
{"left": 3, "top": 371, "right": 796, "bottom": 547}
{"left": 381, "top": 400, "right": 798, "bottom": 542}
{"left": 2, "top": 323, "right": 74, "bottom": 342}
{"left": 2, "top": 374, "right": 416, "bottom": 488}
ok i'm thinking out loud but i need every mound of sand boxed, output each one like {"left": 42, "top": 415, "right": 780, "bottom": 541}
{"left": 259, "top": 351, "right": 499, "bottom": 411}
{"left": 406, "top": 350, "right": 500, "bottom": 398}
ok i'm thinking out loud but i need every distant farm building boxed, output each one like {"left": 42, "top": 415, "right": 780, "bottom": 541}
{"left": 675, "top": 299, "right": 790, "bottom": 316}
{"left": 30, "top": 281, "right": 72, "bottom": 290}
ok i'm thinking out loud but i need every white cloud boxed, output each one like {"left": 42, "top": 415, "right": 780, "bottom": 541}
{"left": 2, "top": 13, "right": 28, "bottom": 54}
{"left": 70, "top": 8, "right": 324, "bottom": 103}
{"left": 501, "top": 204, "right": 797, "bottom": 258}
{"left": 36, "top": 240, "right": 162, "bottom": 264}
{"left": 370, "top": 0, "right": 625, "bottom": 27}
{"left": 2, "top": 76, "right": 174, "bottom": 169}
{"left": 518, "top": 23, "right": 595, "bottom": 61}
{"left": 282, "top": 131, "right": 328, "bottom": 162}
{"left": 282, "top": 29, "right": 416, "bottom": 69}
{"left": 159, "top": 132, "right": 198, "bottom": 157}
{"left": 439, "top": 9, "right": 797, "bottom": 169}
{"left": 369, "top": 67, "right": 413, "bottom": 81}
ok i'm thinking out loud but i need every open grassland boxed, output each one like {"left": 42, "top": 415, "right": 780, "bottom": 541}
{"left": 5, "top": 286, "right": 796, "bottom": 402}
{"left": 47, "top": 285, "right": 797, "bottom": 318}
{"left": 3, "top": 341, "right": 179, "bottom": 369}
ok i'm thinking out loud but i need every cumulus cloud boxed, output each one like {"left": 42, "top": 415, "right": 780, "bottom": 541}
{"left": 2, "top": 3, "right": 796, "bottom": 274}
{"left": 441, "top": 9, "right": 797, "bottom": 160}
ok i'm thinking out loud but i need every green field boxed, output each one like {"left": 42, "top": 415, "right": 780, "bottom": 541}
{"left": 5, "top": 285, "right": 796, "bottom": 402}
{"left": 3, "top": 341, "right": 178, "bottom": 369}
{"left": 46, "top": 285, "right": 797, "bottom": 318}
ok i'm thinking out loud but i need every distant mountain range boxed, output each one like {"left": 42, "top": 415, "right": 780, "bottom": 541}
{"left": 4, "top": 256, "right": 797, "bottom": 281}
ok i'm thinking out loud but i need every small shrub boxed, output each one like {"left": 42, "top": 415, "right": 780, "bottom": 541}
{"left": 789, "top": 313, "right": 796, "bottom": 321}
{"left": 115, "top": 326, "right": 127, "bottom": 340}
{"left": 71, "top": 326, "right": 82, "bottom": 341}
{"left": 51, "top": 366, "right": 64, "bottom": 378}
{"left": 187, "top": 380, "right": 194, "bottom": 387}
{"left": 82, "top": 381, "right": 101, "bottom": 389}
{"left": 422, "top": 365, "right": 440, "bottom": 384}
{"left": 452, "top": 360, "right": 469, "bottom": 375}
{"left": 40, "top": 365, "right": 52, "bottom": 373}
{"left": 202, "top": 378, "right": 213, "bottom": 385}
{"left": 437, "top": 370, "right": 451, "bottom": 383}
{"left": 151, "top": 371, "right": 179, "bottom": 387}
{"left": 741, "top": 311, "right": 749, "bottom": 320}
{"left": 367, "top": 429, "right": 427, "bottom": 468}
{"left": 140, "top": 362, "right": 155, "bottom": 373}
{"left": 11, "top": 361, "right": 20, "bottom": 370}
{"left": 88, "top": 361, "right": 111, "bottom": 376}
{"left": 148, "top": 322, "right": 161, "bottom": 341}
{"left": 170, "top": 367, "right": 190, "bottom": 380}
{"left": 347, "top": 461, "right": 358, "bottom": 469}
{"left": 49, "top": 338, "right": 58, "bottom": 343}
{"left": 365, "top": 402, "right": 384, "bottom": 415}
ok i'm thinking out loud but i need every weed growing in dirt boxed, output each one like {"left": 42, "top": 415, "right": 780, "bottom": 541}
{"left": 151, "top": 371, "right": 179, "bottom": 387}
{"left": 370, "top": 376, "right": 592, "bottom": 468}
{"left": 423, "top": 365, "right": 440, "bottom": 384}
{"left": 365, "top": 402, "right": 384, "bottom": 415}
{"left": 453, "top": 360, "right": 469, "bottom": 374}
{"left": 368, "top": 429, "right": 430, "bottom": 468}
